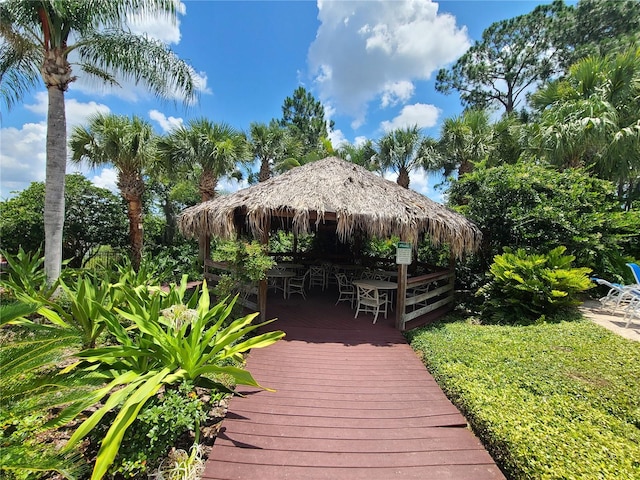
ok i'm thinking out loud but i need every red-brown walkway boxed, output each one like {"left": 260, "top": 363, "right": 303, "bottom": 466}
{"left": 203, "top": 289, "right": 505, "bottom": 480}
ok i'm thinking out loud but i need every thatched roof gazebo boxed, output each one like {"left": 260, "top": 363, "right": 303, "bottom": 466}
{"left": 178, "top": 156, "right": 481, "bottom": 257}
{"left": 178, "top": 157, "right": 481, "bottom": 330}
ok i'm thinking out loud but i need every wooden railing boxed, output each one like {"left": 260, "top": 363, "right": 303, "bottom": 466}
{"left": 397, "top": 269, "right": 455, "bottom": 331}
{"left": 203, "top": 259, "right": 258, "bottom": 310}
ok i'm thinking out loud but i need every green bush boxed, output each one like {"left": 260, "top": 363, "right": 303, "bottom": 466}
{"left": 51, "top": 278, "right": 284, "bottom": 480}
{"left": 407, "top": 318, "right": 640, "bottom": 480}
{"left": 478, "top": 246, "right": 593, "bottom": 323}
{"left": 94, "top": 381, "right": 207, "bottom": 478}
{"left": 448, "top": 163, "right": 639, "bottom": 287}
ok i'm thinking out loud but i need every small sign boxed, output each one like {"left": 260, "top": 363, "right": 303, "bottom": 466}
{"left": 396, "top": 241, "right": 412, "bottom": 265}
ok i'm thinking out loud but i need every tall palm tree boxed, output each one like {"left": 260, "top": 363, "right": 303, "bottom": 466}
{"left": 437, "top": 109, "right": 493, "bottom": 178}
{"left": 0, "top": 0, "right": 198, "bottom": 284}
{"left": 70, "top": 113, "right": 154, "bottom": 271}
{"left": 249, "top": 120, "right": 301, "bottom": 182}
{"left": 376, "top": 126, "right": 429, "bottom": 188}
{"left": 156, "top": 119, "right": 249, "bottom": 259}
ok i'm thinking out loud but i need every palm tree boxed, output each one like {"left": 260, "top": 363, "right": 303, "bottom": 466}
{"left": 249, "top": 120, "right": 301, "bottom": 182}
{"left": 528, "top": 47, "right": 640, "bottom": 208}
{"left": 336, "top": 140, "right": 378, "bottom": 172}
{"left": 156, "top": 119, "right": 249, "bottom": 259}
{"left": 376, "top": 126, "right": 429, "bottom": 188}
{"left": 70, "top": 113, "right": 154, "bottom": 271}
{"left": 437, "top": 109, "right": 493, "bottom": 178}
{"left": 0, "top": 0, "right": 198, "bottom": 284}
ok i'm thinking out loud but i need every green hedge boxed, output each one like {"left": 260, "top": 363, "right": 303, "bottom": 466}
{"left": 406, "top": 318, "right": 640, "bottom": 479}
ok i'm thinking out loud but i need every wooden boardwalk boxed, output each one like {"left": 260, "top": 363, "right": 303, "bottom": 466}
{"left": 203, "top": 290, "right": 505, "bottom": 480}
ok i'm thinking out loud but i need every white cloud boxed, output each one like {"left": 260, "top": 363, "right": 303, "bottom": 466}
{"left": 24, "top": 91, "right": 110, "bottom": 128}
{"left": 90, "top": 168, "right": 119, "bottom": 194}
{"left": 328, "top": 128, "right": 348, "bottom": 149}
{"left": 1, "top": 96, "right": 111, "bottom": 199}
{"left": 127, "top": 1, "right": 186, "bottom": 45}
{"left": 380, "top": 80, "right": 415, "bottom": 108}
{"left": 309, "top": 0, "right": 469, "bottom": 126}
{"left": 380, "top": 103, "right": 441, "bottom": 132}
{"left": 149, "top": 110, "right": 184, "bottom": 133}
{"left": 0, "top": 123, "right": 47, "bottom": 198}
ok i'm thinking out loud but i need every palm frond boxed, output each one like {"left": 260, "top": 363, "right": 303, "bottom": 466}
{"left": 76, "top": 30, "right": 198, "bottom": 104}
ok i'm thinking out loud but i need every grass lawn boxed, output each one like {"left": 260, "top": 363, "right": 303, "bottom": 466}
{"left": 406, "top": 316, "right": 640, "bottom": 480}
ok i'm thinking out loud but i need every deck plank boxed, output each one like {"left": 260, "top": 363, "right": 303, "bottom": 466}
{"left": 203, "top": 290, "right": 505, "bottom": 480}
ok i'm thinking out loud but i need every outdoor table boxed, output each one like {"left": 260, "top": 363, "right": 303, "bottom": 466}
{"left": 267, "top": 269, "right": 296, "bottom": 298}
{"left": 352, "top": 278, "right": 398, "bottom": 304}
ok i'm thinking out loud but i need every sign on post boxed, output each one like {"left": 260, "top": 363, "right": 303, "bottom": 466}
{"left": 396, "top": 241, "right": 412, "bottom": 265}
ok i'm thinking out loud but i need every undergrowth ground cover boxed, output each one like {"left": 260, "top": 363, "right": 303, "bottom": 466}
{"left": 406, "top": 316, "right": 640, "bottom": 480}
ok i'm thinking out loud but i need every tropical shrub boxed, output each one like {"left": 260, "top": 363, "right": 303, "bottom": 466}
{"left": 0, "top": 323, "right": 87, "bottom": 480}
{"left": 94, "top": 381, "right": 208, "bottom": 478}
{"left": 448, "top": 162, "right": 639, "bottom": 287}
{"left": 212, "top": 240, "right": 275, "bottom": 302}
{"left": 0, "top": 247, "right": 58, "bottom": 302}
{"left": 51, "top": 279, "right": 284, "bottom": 480}
{"left": 477, "top": 246, "right": 593, "bottom": 323}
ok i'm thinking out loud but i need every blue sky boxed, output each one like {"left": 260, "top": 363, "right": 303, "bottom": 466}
{"left": 0, "top": 0, "right": 553, "bottom": 202}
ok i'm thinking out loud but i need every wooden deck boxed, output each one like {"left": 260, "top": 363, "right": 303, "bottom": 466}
{"left": 203, "top": 289, "right": 505, "bottom": 480}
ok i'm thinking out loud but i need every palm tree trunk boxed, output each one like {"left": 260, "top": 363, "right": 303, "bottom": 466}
{"left": 258, "top": 159, "right": 271, "bottom": 182}
{"left": 44, "top": 86, "right": 67, "bottom": 285}
{"left": 397, "top": 167, "right": 410, "bottom": 189}
{"left": 118, "top": 174, "right": 145, "bottom": 271}
{"left": 199, "top": 170, "right": 218, "bottom": 262}
{"left": 126, "top": 197, "right": 144, "bottom": 271}
{"left": 458, "top": 159, "right": 474, "bottom": 177}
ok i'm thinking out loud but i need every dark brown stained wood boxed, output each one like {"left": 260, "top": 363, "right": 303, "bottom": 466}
{"left": 203, "top": 291, "right": 505, "bottom": 480}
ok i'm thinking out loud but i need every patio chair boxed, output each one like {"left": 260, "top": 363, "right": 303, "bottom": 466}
{"left": 626, "top": 262, "right": 640, "bottom": 286}
{"left": 287, "top": 269, "right": 310, "bottom": 300}
{"left": 335, "top": 273, "right": 355, "bottom": 308}
{"left": 623, "top": 288, "right": 640, "bottom": 328}
{"left": 308, "top": 265, "right": 326, "bottom": 290}
{"left": 354, "top": 284, "right": 388, "bottom": 324}
{"left": 591, "top": 277, "right": 635, "bottom": 313}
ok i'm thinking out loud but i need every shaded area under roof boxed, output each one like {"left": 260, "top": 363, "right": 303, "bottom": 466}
{"left": 178, "top": 156, "right": 481, "bottom": 259}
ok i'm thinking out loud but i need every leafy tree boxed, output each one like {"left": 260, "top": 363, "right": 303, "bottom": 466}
{"left": 562, "top": 0, "right": 640, "bottom": 68}
{"left": 0, "top": 174, "right": 127, "bottom": 266}
{"left": 70, "top": 113, "right": 154, "bottom": 271}
{"left": 528, "top": 47, "right": 640, "bottom": 209}
{"left": 376, "top": 125, "right": 429, "bottom": 188}
{"left": 435, "top": 1, "right": 568, "bottom": 113}
{"left": 280, "top": 86, "right": 334, "bottom": 156}
{"left": 449, "top": 162, "right": 640, "bottom": 285}
{"left": 0, "top": 0, "right": 199, "bottom": 285}
{"left": 248, "top": 119, "right": 301, "bottom": 182}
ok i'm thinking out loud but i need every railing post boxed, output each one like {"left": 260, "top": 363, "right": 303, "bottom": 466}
{"left": 396, "top": 263, "right": 408, "bottom": 330}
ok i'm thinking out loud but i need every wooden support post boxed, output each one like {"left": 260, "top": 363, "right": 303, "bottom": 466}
{"left": 396, "top": 263, "right": 408, "bottom": 331}
{"left": 258, "top": 217, "right": 271, "bottom": 322}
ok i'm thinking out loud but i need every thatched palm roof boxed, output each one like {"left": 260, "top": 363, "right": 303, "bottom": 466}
{"left": 178, "top": 156, "right": 481, "bottom": 258}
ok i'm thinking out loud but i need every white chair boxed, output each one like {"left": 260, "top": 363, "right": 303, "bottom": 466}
{"left": 592, "top": 278, "right": 634, "bottom": 313}
{"left": 354, "top": 284, "right": 388, "bottom": 324}
{"left": 287, "top": 269, "right": 309, "bottom": 300}
{"left": 623, "top": 288, "right": 640, "bottom": 328}
{"left": 308, "top": 265, "right": 326, "bottom": 290}
{"left": 335, "top": 273, "right": 355, "bottom": 308}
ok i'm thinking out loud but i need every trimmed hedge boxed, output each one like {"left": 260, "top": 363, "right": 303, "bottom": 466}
{"left": 406, "top": 318, "right": 640, "bottom": 479}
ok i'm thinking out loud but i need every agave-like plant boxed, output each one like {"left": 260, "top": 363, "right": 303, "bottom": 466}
{"left": 50, "top": 279, "right": 284, "bottom": 480}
